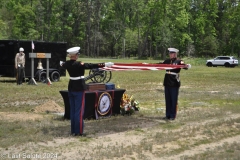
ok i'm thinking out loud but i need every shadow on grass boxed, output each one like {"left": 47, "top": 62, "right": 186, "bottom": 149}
{"left": 48, "top": 113, "right": 163, "bottom": 138}
{"left": 0, "top": 78, "right": 29, "bottom": 83}
{"left": 156, "top": 88, "right": 164, "bottom": 92}
{"left": 0, "top": 79, "right": 16, "bottom": 83}
{"left": 0, "top": 110, "right": 166, "bottom": 148}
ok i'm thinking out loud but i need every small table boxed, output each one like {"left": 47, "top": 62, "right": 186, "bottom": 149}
{"left": 59, "top": 89, "right": 125, "bottom": 119}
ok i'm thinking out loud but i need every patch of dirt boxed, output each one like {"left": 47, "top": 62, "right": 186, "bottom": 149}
{"left": 162, "top": 135, "right": 240, "bottom": 160}
{"left": 0, "top": 112, "right": 43, "bottom": 122}
{"left": 0, "top": 100, "right": 64, "bottom": 122}
{"left": 33, "top": 100, "right": 64, "bottom": 113}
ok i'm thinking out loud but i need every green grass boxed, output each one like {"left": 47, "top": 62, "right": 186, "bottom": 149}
{"left": 0, "top": 57, "right": 240, "bottom": 159}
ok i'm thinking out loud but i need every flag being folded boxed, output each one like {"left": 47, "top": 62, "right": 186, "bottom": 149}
{"left": 102, "top": 63, "right": 189, "bottom": 71}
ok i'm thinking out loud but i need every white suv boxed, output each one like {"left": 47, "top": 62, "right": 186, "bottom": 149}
{"left": 206, "top": 56, "right": 238, "bottom": 67}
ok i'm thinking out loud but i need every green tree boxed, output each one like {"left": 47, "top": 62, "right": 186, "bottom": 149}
{"left": 190, "top": 0, "right": 219, "bottom": 57}
{"left": 11, "top": 5, "right": 37, "bottom": 39}
{"left": 0, "top": 18, "right": 7, "bottom": 39}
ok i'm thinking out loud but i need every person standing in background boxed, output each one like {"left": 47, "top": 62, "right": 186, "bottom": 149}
{"left": 15, "top": 47, "right": 25, "bottom": 85}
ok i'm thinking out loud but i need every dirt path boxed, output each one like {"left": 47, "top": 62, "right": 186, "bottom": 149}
{"left": 1, "top": 112, "right": 240, "bottom": 160}
{"left": 161, "top": 134, "right": 240, "bottom": 160}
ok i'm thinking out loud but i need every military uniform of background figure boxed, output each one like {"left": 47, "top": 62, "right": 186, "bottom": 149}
{"left": 15, "top": 47, "right": 25, "bottom": 85}
{"left": 60, "top": 47, "right": 109, "bottom": 136}
{"left": 162, "top": 48, "right": 189, "bottom": 120}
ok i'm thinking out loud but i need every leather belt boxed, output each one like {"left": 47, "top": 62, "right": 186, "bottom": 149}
{"left": 166, "top": 71, "right": 180, "bottom": 82}
{"left": 70, "top": 76, "right": 85, "bottom": 80}
{"left": 166, "top": 71, "right": 179, "bottom": 75}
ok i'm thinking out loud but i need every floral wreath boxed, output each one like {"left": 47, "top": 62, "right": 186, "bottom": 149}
{"left": 117, "top": 85, "right": 140, "bottom": 115}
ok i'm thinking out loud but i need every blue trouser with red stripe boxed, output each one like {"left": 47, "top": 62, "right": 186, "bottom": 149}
{"left": 164, "top": 87, "right": 179, "bottom": 119}
{"left": 68, "top": 91, "right": 85, "bottom": 134}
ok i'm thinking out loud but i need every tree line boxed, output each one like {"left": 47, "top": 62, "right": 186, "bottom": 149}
{"left": 0, "top": 0, "right": 240, "bottom": 58}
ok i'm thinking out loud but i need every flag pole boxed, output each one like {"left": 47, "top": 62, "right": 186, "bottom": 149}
{"left": 28, "top": 40, "right": 37, "bottom": 85}
{"left": 31, "top": 40, "right": 33, "bottom": 53}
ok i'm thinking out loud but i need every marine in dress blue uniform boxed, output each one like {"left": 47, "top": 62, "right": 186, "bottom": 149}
{"left": 60, "top": 47, "right": 105, "bottom": 136}
{"left": 162, "top": 48, "right": 190, "bottom": 120}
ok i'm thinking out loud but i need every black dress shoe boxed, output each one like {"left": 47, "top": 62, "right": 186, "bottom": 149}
{"left": 80, "top": 134, "right": 87, "bottom": 137}
{"left": 74, "top": 133, "right": 86, "bottom": 137}
{"left": 169, "top": 118, "right": 175, "bottom": 120}
{"left": 162, "top": 117, "right": 170, "bottom": 120}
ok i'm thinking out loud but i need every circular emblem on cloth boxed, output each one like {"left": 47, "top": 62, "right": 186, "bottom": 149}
{"left": 97, "top": 92, "right": 112, "bottom": 115}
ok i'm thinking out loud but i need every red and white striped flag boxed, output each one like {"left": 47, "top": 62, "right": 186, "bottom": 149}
{"left": 102, "top": 63, "right": 189, "bottom": 71}
{"left": 32, "top": 41, "right": 35, "bottom": 50}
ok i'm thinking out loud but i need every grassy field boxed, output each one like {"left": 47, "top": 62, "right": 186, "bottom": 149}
{"left": 0, "top": 58, "right": 240, "bottom": 160}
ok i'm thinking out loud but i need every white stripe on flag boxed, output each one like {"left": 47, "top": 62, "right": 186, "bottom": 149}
{"left": 102, "top": 63, "right": 186, "bottom": 71}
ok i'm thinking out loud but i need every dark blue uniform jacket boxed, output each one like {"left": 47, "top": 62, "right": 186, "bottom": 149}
{"left": 62, "top": 60, "right": 104, "bottom": 91}
{"left": 162, "top": 58, "right": 186, "bottom": 87}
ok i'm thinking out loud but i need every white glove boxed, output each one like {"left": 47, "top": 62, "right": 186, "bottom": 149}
{"left": 150, "top": 68, "right": 158, "bottom": 71}
{"left": 60, "top": 61, "right": 64, "bottom": 66}
{"left": 187, "top": 64, "right": 191, "bottom": 69}
{"left": 105, "top": 62, "right": 114, "bottom": 67}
